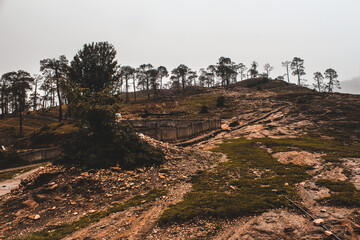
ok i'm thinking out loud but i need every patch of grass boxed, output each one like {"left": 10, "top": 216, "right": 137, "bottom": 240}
{"left": 261, "top": 135, "right": 360, "bottom": 162}
{"left": 271, "top": 145, "right": 290, "bottom": 153}
{"left": 322, "top": 154, "right": 343, "bottom": 163}
{"left": 159, "top": 138, "right": 312, "bottom": 224}
{"left": 315, "top": 179, "right": 356, "bottom": 192}
{"left": 318, "top": 192, "right": 360, "bottom": 207}
{"left": 0, "top": 117, "right": 55, "bottom": 137}
{"left": 316, "top": 179, "right": 360, "bottom": 207}
{"left": 16, "top": 188, "right": 167, "bottom": 240}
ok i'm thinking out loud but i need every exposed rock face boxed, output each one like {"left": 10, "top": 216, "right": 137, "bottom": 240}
{"left": 273, "top": 151, "right": 323, "bottom": 166}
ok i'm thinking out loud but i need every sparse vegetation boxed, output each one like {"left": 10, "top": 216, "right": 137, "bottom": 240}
{"left": 259, "top": 135, "right": 360, "bottom": 162}
{"left": 315, "top": 179, "right": 356, "bottom": 192}
{"left": 316, "top": 179, "right": 360, "bottom": 207}
{"left": 0, "top": 150, "right": 26, "bottom": 170}
{"left": 216, "top": 96, "right": 225, "bottom": 107}
{"left": 0, "top": 163, "right": 47, "bottom": 181}
{"left": 159, "top": 138, "right": 312, "bottom": 224}
{"left": 15, "top": 188, "right": 167, "bottom": 240}
{"left": 199, "top": 105, "right": 209, "bottom": 114}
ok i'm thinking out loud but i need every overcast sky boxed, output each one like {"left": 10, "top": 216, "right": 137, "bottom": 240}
{"left": 1, "top": 0, "right": 360, "bottom": 84}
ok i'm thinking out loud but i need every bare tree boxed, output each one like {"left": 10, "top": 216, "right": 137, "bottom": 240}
{"left": 157, "top": 66, "right": 168, "bottom": 90}
{"left": 281, "top": 61, "right": 291, "bottom": 83}
{"left": 119, "top": 66, "right": 135, "bottom": 103}
{"left": 172, "top": 64, "right": 190, "bottom": 92}
{"left": 0, "top": 73, "right": 12, "bottom": 117}
{"left": 324, "top": 68, "right": 340, "bottom": 93}
{"left": 313, "top": 72, "right": 325, "bottom": 92}
{"left": 263, "top": 63, "right": 274, "bottom": 78}
{"left": 137, "top": 64, "right": 154, "bottom": 100}
{"left": 188, "top": 70, "right": 198, "bottom": 86}
{"left": 31, "top": 74, "right": 43, "bottom": 111}
{"left": 40, "top": 55, "right": 69, "bottom": 122}
{"left": 291, "top": 57, "right": 306, "bottom": 86}
{"left": 3, "top": 71, "right": 33, "bottom": 134}
{"left": 248, "top": 61, "right": 258, "bottom": 78}
{"left": 237, "top": 63, "right": 247, "bottom": 81}
{"left": 215, "top": 57, "right": 237, "bottom": 85}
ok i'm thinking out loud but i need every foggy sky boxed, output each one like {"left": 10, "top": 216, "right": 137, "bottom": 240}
{"left": 1, "top": 0, "right": 360, "bottom": 84}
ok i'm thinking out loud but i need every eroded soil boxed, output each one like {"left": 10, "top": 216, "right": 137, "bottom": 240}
{"left": 1, "top": 81, "right": 360, "bottom": 239}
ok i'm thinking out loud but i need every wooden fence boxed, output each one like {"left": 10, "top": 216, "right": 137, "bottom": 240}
{"left": 123, "top": 119, "right": 221, "bottom": 141}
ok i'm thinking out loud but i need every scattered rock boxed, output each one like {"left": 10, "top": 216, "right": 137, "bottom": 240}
{"left": 28, "top": 214, "right": 41, "bottom": 220}
{"left": 313, "top": 218, "right": 324, "bottom": 226}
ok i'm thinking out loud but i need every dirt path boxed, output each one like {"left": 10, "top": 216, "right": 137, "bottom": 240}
{"left": 0, "top": 162, "right": 47, "bottom": 174}
{"left": 0, "top": 167, "right": 42, "bottom": 196}
{"left": 63, "top": 183, "right": 192, "bottom": 239}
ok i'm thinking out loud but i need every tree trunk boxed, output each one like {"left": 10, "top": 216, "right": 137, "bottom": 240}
{"left": 296, "top": 65, "right": 300, "bottom": 85}
{"left": 182, "top": 76, "right": 185, "bottom": 92}
{"left": 0, "top": 90, "right": 4, "bottom": 119}
{"left": 19, "top": 93, "right": 23, "bottom": 135}
{"left": 286, "top": 66, "right": 290, "bottom": 83}
{"left": 125, "top": 77, "right": 129, "bottom": 103}
{"left": 56, "top": 78, "right": 63, "bottom": 122}
{"left": 153, "top": 81, "right": 158, "bottom": 97}
{"left": 33, "top": 80, "right": 38, "bottom": 111}
{"left": 146, "top": 79, "right": 150, "bottom": 100}
{"left": 132, "top": 78, "right": 137, "bottom": 102}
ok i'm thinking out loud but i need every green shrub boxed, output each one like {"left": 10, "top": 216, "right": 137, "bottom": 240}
{"left": 216, "top": 96, "right": 225, "bottom": 107}
{"left": 0, "top": 150, "right": 27, "bottom": 170}
{"left": 315, "top": 179, "right": 356, "bottom": 192}
{"left": 39, "top": 124, "right": 51, "bottom": 132}
{"left": 56, "top": 123, "right": 164, "bottom": 169}
{"left": 199, "top": 105, "right": 209, "bottom": 114}
{"left": 316, "top": 179, "right": 360, "bottom": 207}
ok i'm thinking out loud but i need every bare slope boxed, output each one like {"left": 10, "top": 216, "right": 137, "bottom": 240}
{"left": 1, "top": 78, "right": 360, "bottom": 239}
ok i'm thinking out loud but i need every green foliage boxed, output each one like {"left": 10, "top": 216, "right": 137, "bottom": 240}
{"left": 60, "top": 87, "right": 165, "bottom": 169}
{"left": 0, "top": 150, "right": 27, "bottom": 170}
{"left": 316, "top": 179, "right": 356, "bottom": 192}
{"left": 216, "top": 96, "right": 225, "bottom": 107}
{"left": 57, "top": 123, "right": 164, "bottom": 169}
{"left": 69, "top": 42, "right": 120, "bottom": 92}
{"left": 68, "top": 88, "right": 118, "bottom": 137}
{"left": 159, "top": 138, "right": 311, "bottom": 224}
{"left": 199, "top": 105, "right": 209, "bottom": 114}
{"left": 260, "top": 135, "right": 360, "bottom": 162}
{"left": 16, "top": 188, "right": 167, "bottom": 240}
{"left": 318, "top": 192, "right": 360, "bottom": 207}
{"left": 316, "top": 179, "right": 360, "bottom": 207}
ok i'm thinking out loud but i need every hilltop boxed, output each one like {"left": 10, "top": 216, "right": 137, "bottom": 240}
{"left": 1, "top": 78, "right": 360, "bottom": 239}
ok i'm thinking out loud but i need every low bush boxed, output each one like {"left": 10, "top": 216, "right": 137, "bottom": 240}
{"left": 55, "top": 123, "right": 164, "bottom": 169}
{"left": 216, "top": 96, "right": 225, "bottom": 107}
{"left": 316, "top": 179, "right": 360, "bottom": 207}
{"left": 199, "top": 105, "right": 209, "bottom": 114}
{"left": 0, "top": 150, "right": 27, "bottom": 170}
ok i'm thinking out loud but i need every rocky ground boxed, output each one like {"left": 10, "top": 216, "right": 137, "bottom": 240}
{"left": 1, "top": 80, "right": 360, "bottom": 239}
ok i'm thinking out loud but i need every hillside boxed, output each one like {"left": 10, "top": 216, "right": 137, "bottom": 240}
{"left": 1, "top": 78, "right": 360, "bottom": 240}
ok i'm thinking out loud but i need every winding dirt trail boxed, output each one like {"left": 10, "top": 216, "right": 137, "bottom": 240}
{"left": 0, "top": 167, "right": 43, "bottom": 196}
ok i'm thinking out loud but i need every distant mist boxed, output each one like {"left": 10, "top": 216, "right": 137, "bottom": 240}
{"left": 337, "top": 77, "right": 360, "bottom": 95}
